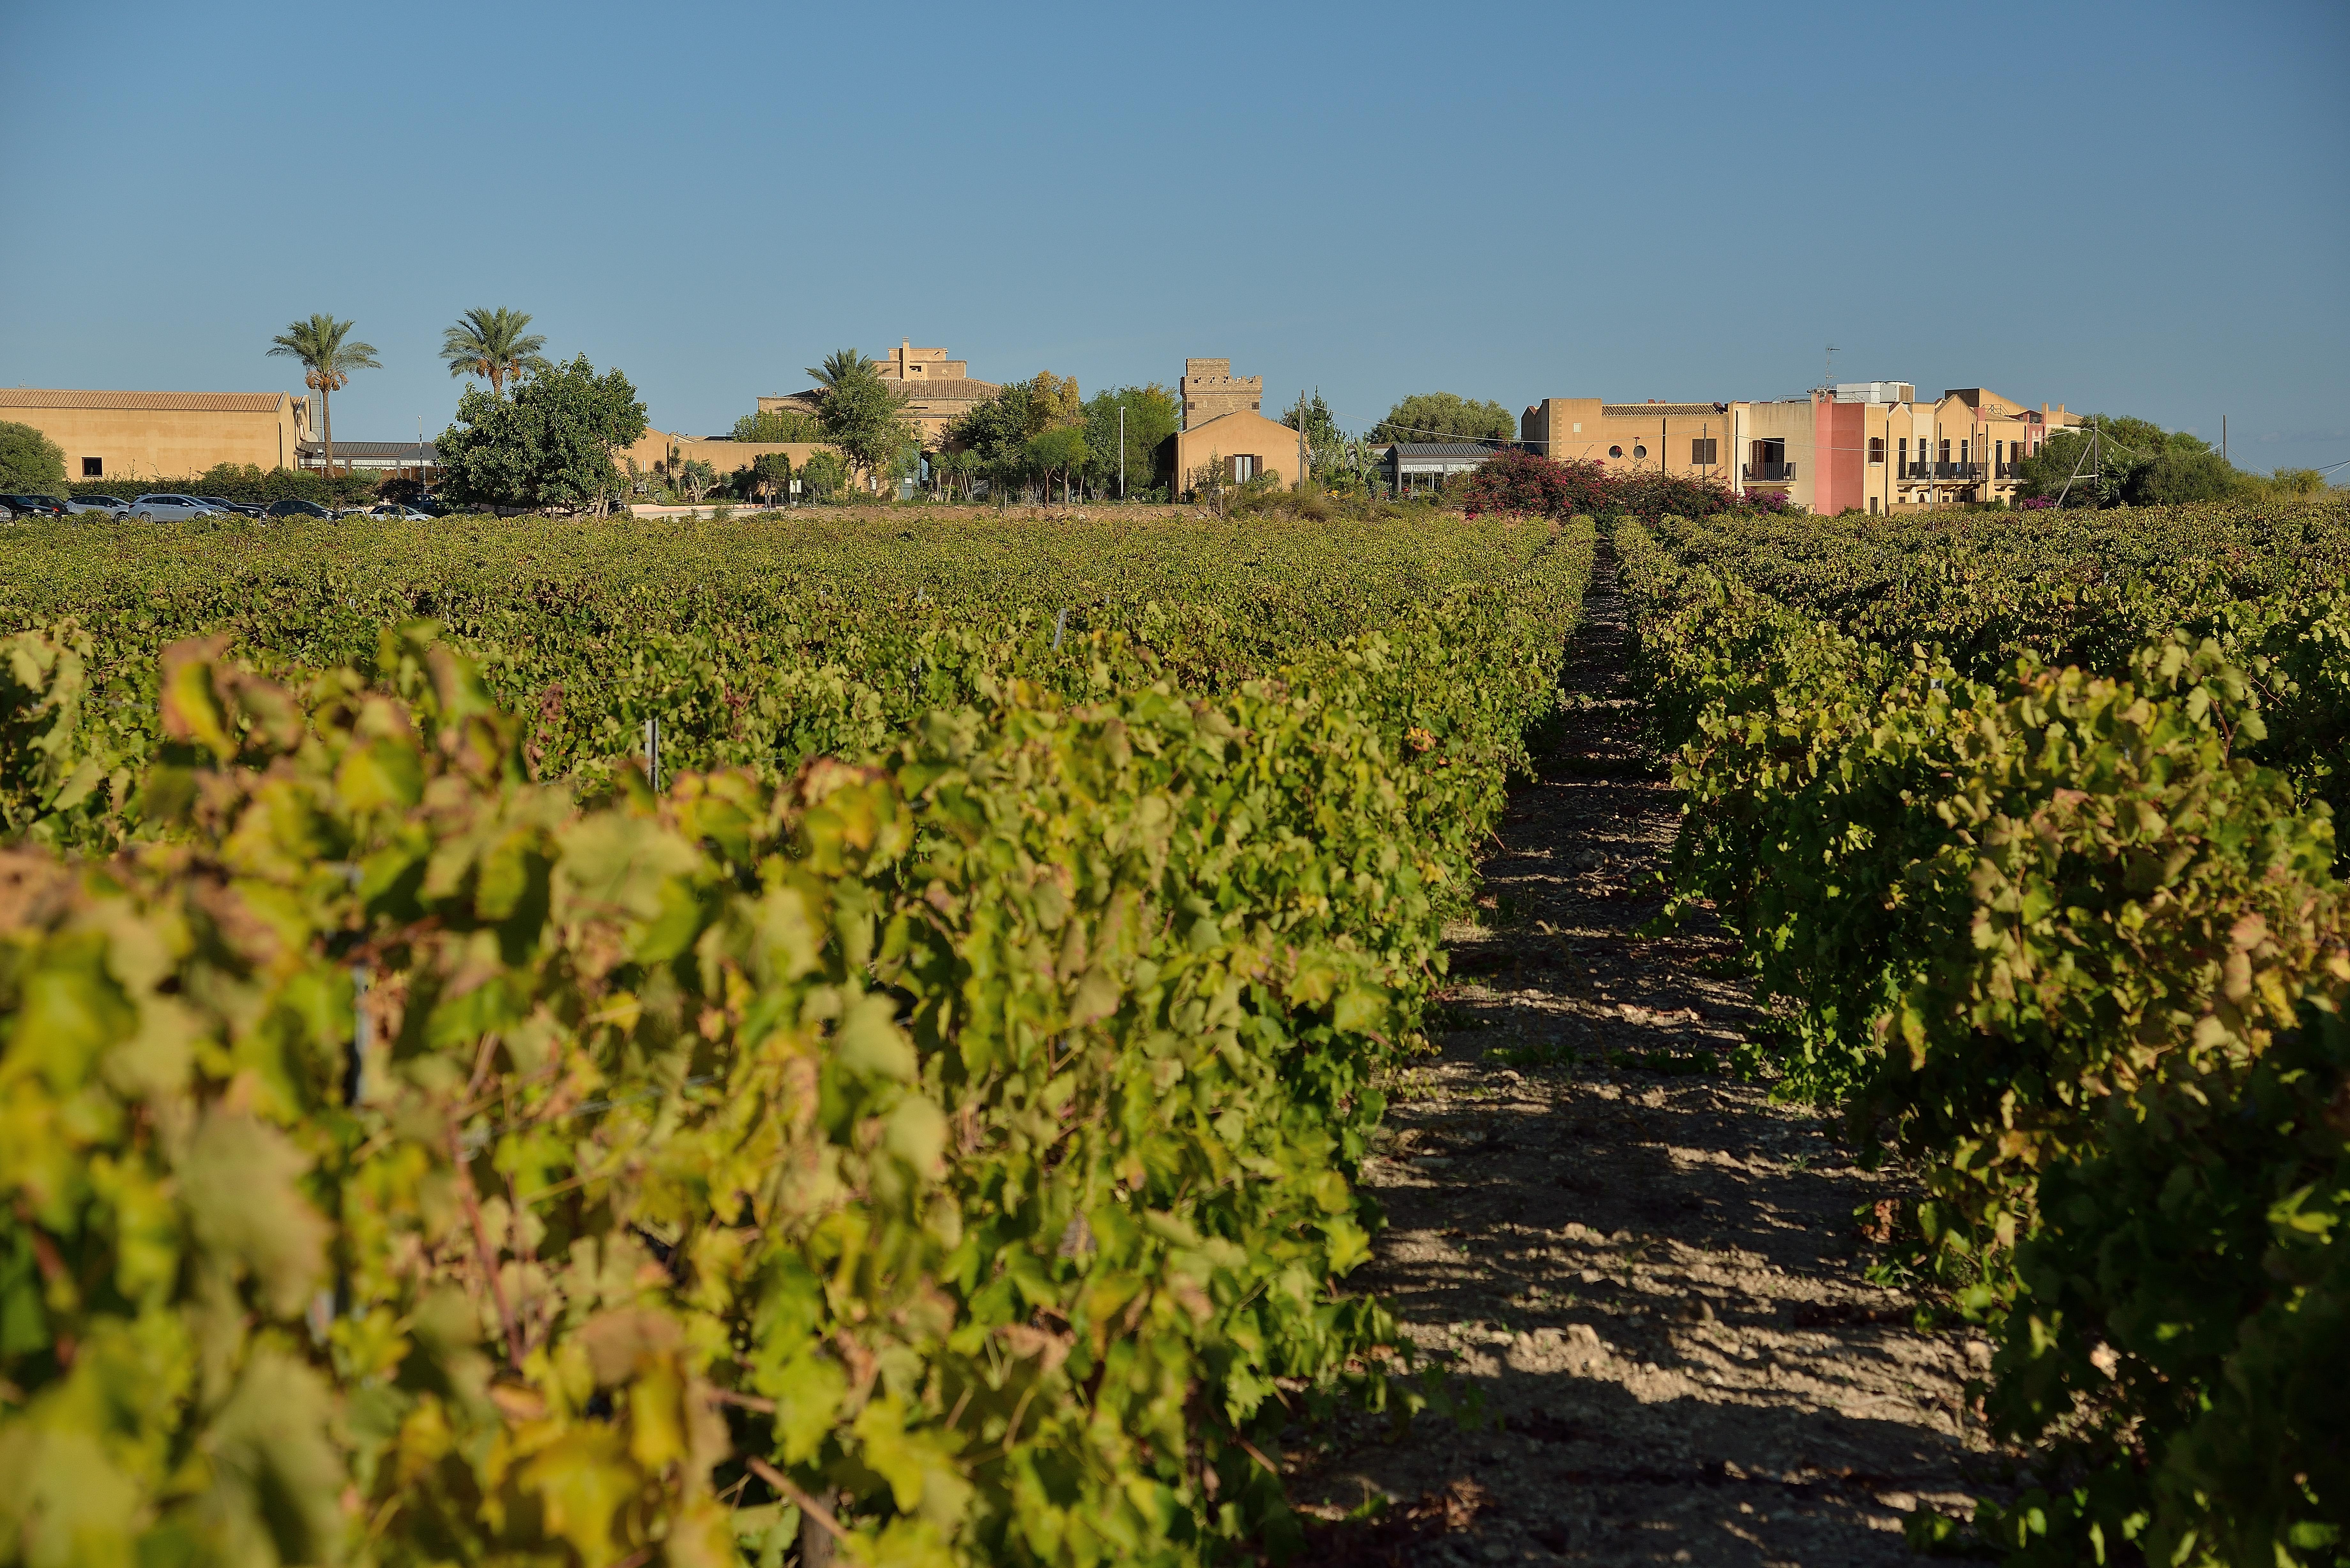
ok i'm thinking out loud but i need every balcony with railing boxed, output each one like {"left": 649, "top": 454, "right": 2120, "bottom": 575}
{"left": 1742, "top": 461, "right": 1797, "bottom": 483}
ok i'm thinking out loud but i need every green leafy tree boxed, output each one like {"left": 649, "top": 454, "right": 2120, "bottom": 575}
{"left": 748, "top": 451, "right": 794, "bottom": 505}
{"left": 1026, "top": 426, "right": 1089, "bottom": 505}
{"left": 1026, "top": 372, "right": 1081, "bottom": 434}
{"left": 1368, "top": 391, "right": 1514, "bottom": 445}
{"left": 439, "top": 307, "right": 547, "bottom": 399}
{"left": 0, "top": 422, "right": 67, "bottom": 494}
{"left": 2018, "top": 416, "right": 2244, "bottom": 509}
{"left": 2263, "top": 467, "right": 2330, "bottom": 496}
{"left": 945, "top": 382, "right": 1038, "bottom": 502}
{"left": 267, "top": 313, "right": 380, "bottom": 478}
{"left": 803, "top": 350, "right": 917, "bottom": 490}
{"left": 434, "top": 355, "right": 648, "bottom": 516}
{"left": 797, "top": 448, "right": 850, "bottom": 502}
{"left": 1081, "top": 385, "right": 1178, "bottom": 498}
{"left": 731, "top": 407, "right": 822, "bottom": 443}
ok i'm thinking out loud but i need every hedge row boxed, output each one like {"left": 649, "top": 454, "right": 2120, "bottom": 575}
{"left": 0, "top": 520, "right": 1593, "bottom": 1567}
{"left": 1616, "top": 518, "right": 2350, "bottom": 1565}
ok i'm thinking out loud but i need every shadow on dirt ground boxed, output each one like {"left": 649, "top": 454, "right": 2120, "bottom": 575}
{"left": 1286, "top": 545, "right": 2004, "bottom": 1566}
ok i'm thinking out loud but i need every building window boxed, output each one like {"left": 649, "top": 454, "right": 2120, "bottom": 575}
{"left": 1608, "top": 444, "right": 1623, "bottom": 458}
{"left": 1960, "top": 439, "right": 1970, "bottom": 464}
{"left": 1939, "top": 439, "right": 1952, "bottom": 464}
{"left": 1899, "top": 437, "right": 1908, "bottom": 470}
{"left": 1230, "top": 455, "right": 1259, "bottom": 481}
{"left": 1867, "top": 437, "right": 1885, "bottom": 464}
{"left": 1870, "top": 496, "right": 1879, "bottom": 514}
{"left": 81, "top": 456, "right": 102, "bottom": 477}
{"left": 1633, "top": 444, "right": 1647, "bottom": 459}
{"left": 1690, "top": 437, "right": 1717, "bottom": 465}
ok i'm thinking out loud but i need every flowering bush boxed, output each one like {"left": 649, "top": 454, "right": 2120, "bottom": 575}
{"left": 1456, "top": 448, "right": 1612, "bottom": 519}
{"left": 1457, "top": 448, "right": 1790, "bottom": 522}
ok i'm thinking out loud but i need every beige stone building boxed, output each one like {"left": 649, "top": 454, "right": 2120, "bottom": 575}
{"left": 1521, "top": 384, "right": 2081, "bottom": 514}
{"left": 1178, "top": 358, "right": 1264, "bottom": 425}
{"left": 1519, "top": 398, "right": 1739, "bottom": 486}
{"left": 0, "top": 387, "right": 313, "bottom": 484}
{"left": 758, "top": 340, "right": 1001, "bottom": 449}
{"left": 1162, "top": 355, "right": 1299, "bottom": 496}
{"left": 1170, "top": 408, "right": 1305, "bottom": 494}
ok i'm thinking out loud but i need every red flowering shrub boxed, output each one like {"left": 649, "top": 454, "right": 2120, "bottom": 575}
{"left": 1607, "top": 468, "right": 1747, "bottom": 522}
{"left": 1457, "top": 449, "right": 1613, "bottom": 518}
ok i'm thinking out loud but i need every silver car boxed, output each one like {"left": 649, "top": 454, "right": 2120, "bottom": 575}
{"left": 67, "top": 495, "right": 131, "bottom": 518}
{"left": 130, "top": 494, "right": 228, "bottom": 522}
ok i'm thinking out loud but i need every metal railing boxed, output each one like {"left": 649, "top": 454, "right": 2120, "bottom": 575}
{"left": 1742, "top": 461, "right": 1796, "bottom": 482}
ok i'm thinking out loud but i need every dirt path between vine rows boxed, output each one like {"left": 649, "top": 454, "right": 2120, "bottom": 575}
{"left": 1287, "top": 546, "right": 1999, "bottom": 1566}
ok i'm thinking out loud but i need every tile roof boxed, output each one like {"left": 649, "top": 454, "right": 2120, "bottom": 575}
{"left": 771, "top": 378, "right": 1004, "bottom": 408}
{"left": 1390, "top": 442, "right": 1502, "bottom": 458}
{"left": 1598, "top": 403, "right": 1727, "bottom": 418}
{"left": 899, "top": 378, "right": 1001, "bottom": 402}
{"left": 297, "top": 440, "right": 436, "bottom": 459}
{"left": 0, "top": 388, "right": 291, "bottom": 413}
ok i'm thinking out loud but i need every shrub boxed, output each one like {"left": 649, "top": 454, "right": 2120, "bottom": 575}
{"left": 0, "top": 422, "right": 67, "bottom": 494}
{"left": 1456, "top": 449, "right": 1611, "bottom": 518}
{"left": 1606, "top": 468, "right": 1747, "bottom": 523}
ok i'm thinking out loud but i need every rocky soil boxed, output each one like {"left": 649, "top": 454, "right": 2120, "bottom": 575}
{"left": 1288, "top": 548, "right": 2001, "bottom": 1566}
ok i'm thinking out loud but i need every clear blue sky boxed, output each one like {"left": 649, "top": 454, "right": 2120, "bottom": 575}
{"left": 3, "top": 0, "right": 2344, "bottom": 474}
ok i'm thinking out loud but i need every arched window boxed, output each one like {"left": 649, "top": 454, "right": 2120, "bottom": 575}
{"left": 1633, "top": 444, "right": 1648, "bottom": 459}
{"left": 1608, "top": 445, "right": 1623, "bottom": 458}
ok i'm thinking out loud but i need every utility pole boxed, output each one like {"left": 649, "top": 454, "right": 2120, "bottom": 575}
{"left": 1298, "top": 394, "right": 1308, "bottom": 492}
{"left": 2223, "top": 415, "right": 2228, "bottom": 466}
{"left": 1119, "top": 403, "right": 1126, "bottom": 499}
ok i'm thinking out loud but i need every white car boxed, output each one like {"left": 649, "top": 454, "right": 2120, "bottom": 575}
{"left": 367, "top": 504, "right": 432, "bottom": 520}
{"left": 130, "top": 494, "right": 230, "bottom": 522}
{"left": 67, "top": 495, "right": 131, "bottom": 518}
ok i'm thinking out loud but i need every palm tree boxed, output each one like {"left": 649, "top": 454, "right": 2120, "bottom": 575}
{"left": 441, "top": 306, "right": 547, "bottom": 399}
{"left": 804, "top": 348, "right": 878, "bottom": 391}
{"left": 268, "top": 313, "right": 380, "bottom": 478}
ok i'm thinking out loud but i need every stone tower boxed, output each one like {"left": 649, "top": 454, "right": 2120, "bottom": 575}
{"left": 1179, "top": 358, "right": 1263, "bottom": 428}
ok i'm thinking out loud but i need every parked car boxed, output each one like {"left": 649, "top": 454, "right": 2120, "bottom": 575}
{"left": 263, "top": 498, "right": 336, "bottom": 520}
{"left": 129, "top": 494, "right": 228, "bottom": 522}
{"left": 367, "top": 503, "right": 432, "bottom": 520}
{"left": 198, "top": 495, "right": 264, "bottom": 518}
{"left": 66, "top": 495, "right": 131, "bottom": 518}
{"left": 0, "top": 494, "right": 69, "bottom": 521}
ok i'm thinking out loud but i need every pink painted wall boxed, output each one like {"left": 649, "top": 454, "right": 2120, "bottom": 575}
{"left": 1814, "top": 398, "right": 1866, "bottom": 516}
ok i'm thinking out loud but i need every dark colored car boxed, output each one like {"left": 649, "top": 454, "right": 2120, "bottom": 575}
{"left": 264, "top": 498, "right": 337, "bottom": 519}
{"left": 199, "top": 495, "right": 265, "bottom": 518}
{"left": 0, "top": 494, "right": 68, "bottom": 521}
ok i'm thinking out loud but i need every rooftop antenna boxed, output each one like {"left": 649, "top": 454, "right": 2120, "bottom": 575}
{"left": 1824, "top": 345, "right": 1839, "bottom": 393}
